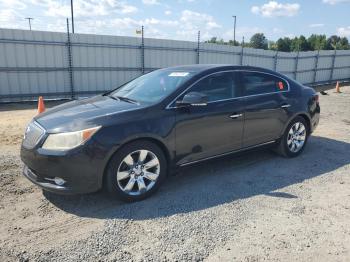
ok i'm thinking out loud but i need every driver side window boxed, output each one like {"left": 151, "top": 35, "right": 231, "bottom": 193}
{"left": 188, "top": 72, "right": 237, "bottom": 102}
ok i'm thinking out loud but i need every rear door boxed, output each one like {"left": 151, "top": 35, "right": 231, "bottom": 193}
{"left": 173, "top": 71, "right": 244, "bottom": 165}
{"left": 240, "top": 71, "right": 290, "bottom": 147}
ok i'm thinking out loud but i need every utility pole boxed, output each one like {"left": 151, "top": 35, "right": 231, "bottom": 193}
{"left": 141, "top": 26, "right": 144, "bottom": 74}
{"left": 232, "top": 15, "right": 237, "bottom": 45}
{"left": 70, "top": 0, "right": 75, "bottom": 33}
{"left": 25, "top": 17, "right": 33, "bottom": 30}
{"left": 197, "top": 31, "right": 200, "bottom": 64}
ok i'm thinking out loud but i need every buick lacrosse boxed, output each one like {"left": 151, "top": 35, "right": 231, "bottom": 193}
{"left": 21, "top": 65, "right": 320, "bottom": 201}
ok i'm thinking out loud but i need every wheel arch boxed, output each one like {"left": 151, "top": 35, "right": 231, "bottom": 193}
{"left": 297, "top": 113, "right": 311, "bottom": 134}
{"left": 101, "top": 136, "right": 172, "bottom": 188}
{"left": 281, "top": 112, "right": 311, "bottom": 138}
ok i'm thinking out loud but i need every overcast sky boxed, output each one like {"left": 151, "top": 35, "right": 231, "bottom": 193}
{"left": 0, "top": 0, "right": 349, "bottom": 41}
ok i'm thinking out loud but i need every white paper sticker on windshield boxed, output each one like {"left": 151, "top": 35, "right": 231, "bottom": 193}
{"left": 168, "top": 72, "right": 189, "bottom": 77}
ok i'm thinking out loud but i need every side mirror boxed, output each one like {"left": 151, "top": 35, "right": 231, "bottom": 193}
{"left": 176, "top": 92, "right": 208, "bottom": 107}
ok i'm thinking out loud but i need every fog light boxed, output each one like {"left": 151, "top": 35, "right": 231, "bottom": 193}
{"left": 54, "top": 177, "right": 66, "bottom": 186}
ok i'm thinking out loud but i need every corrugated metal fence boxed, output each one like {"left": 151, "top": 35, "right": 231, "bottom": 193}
{"left": 1, "top": 28, "right": 350, "bottom": 102}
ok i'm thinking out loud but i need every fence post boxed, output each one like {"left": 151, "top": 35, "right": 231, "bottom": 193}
{"left": 66, "top": 18, "right": 74, "bottom": 99}
{"left": 141, "top": 25, "right": 145, "bottom": 74}
{"left": 240, "top": 37, "right": 244, "bottom": 65}
{"left": 240, "top": 46, "right": 244, "bottom": 65}
{"left": 294, "top": 51, "right": 299, "bottom": 81}
{"left": 330, "top": 49, "right": 337, "bottom": 81}
{"left": 274, "top": 51, "right": 278, "bottom": 71}
{"left": 313, "top": 49, "right": 320, "bottom": 84}
{"left": 196, "top": 31, "right": 200, "bottom": 64}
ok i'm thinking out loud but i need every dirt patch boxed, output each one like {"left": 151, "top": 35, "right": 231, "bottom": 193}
{"left": 0, "top": 102, "right": 104, "bottom": 261}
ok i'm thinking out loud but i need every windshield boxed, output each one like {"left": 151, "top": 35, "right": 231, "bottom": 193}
{"left": 109, "top": 69, "right": 195, "bottom": 103}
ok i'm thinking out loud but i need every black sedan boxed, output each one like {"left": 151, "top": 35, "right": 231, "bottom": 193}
{"left": 21, "top": 65, "right": 320, "bottom": 201}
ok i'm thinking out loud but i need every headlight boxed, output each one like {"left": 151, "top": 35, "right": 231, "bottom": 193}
{"left": 42, "top": 126, "right": 101, "bottom": 151}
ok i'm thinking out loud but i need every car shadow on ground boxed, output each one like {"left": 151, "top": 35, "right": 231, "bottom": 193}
{"left": 44, "top": 135, "right": 350, "bottom": 220}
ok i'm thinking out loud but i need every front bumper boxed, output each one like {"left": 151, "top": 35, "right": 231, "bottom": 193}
{"left": 23, "top": 165, "right": 74, "bottom": 194}
{"left": 310, "top": 104, "right": 320, "bottom": 133}
{"left": 20, "top": 142, "right": 108, "bottom": 195}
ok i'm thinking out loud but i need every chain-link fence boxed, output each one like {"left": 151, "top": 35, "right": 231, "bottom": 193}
{"left": 1, "top": 26, "right": 350, "bottom": 102}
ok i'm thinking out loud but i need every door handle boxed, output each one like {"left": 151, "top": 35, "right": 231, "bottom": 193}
{"left": 281, "top": 104, "right": 291, "bottom": 108}
{"left": 229, "top": 113, "right": 243, "bottom": 119}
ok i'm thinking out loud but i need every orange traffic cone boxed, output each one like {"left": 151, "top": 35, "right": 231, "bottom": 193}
{"left": 335, "top": 81, "right": 341, "bottom": 93}
{"left": 37, "top": 96, "right": 46, "bottom": 114}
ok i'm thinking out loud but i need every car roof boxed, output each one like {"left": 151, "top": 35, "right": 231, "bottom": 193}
{"left": 161, "top": 64, "right": 281, "bottom": 75}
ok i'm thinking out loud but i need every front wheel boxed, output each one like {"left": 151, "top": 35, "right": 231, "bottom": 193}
{"left": 275, "top": 116, "right": 309, "bottom": 157}
{"left": 105, "top": 140, "right": 167, "bottom": 202}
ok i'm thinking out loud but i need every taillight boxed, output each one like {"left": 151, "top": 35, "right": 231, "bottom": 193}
{"left": 314, "top": 94, "right": 319, "bottom": 104}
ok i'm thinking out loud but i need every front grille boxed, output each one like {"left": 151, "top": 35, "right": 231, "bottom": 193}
{"left": 22, "top": 121, "right": 45, "bottom": 149}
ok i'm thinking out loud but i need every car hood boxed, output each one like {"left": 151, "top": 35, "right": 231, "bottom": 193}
{"left": 35, "top": 95, "right": 146, "bottom": 133}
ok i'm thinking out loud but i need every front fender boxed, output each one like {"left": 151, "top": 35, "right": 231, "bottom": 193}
{"left": 94, "top": 110, "right": 176, "bottom": 186}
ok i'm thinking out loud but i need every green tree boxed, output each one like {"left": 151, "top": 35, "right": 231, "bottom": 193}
{"left": 299, "top": 35, "right": 310, "bottom": 51}
{"left": 276, "top": 37, "right": 292, "bottom": 52}
{"left": 339, "top": 37, "right": 349, "bottom": 50}
{"left": 290, "top": 36, "right": 310, "bottom": 51}
{"left": 228, "top": 39, "right": 240, "bottom": 46}
{"left": 205, "top": 37, "right": 218, "bottom": 44}
{"left": 217, "top": 38, "right": 225, "bottom": 45}
{"left": 268, "top": 40, "right": 277, "bottom": 50}
{"left": 326, "top": 35, "right": 341, "bottom": 50}
{"left": 249, "top": 33, "right": 268, "bottom": 49}
{"left": 291, "top": 37, "right": 299, "bottom": 51}
{"left": 205, "top": 37, "right": 239, "bottom": 46}
{"left": 307, "top": 34, "right": 327, "bottom": 50}
{"left": 204, "top": 33, "right": 349, "bottom": 51}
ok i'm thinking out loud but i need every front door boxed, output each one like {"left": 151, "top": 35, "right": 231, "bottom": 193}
{"left": 173, "top": 71, "right": 245, "bottom": 165}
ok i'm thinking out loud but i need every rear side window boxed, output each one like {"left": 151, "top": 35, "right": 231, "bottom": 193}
{"left": 188, "top": 72, "right": 239, "bottom": 102}
{"left": 242, "top": 72, "right": 288, "bottom": 96}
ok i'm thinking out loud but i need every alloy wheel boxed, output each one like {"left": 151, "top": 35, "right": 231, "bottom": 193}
{"left": 287, "top": 122, "right": 306, "bottom": 153}
{"left": 116, "top": 150, "right": 160, "bottom": 196}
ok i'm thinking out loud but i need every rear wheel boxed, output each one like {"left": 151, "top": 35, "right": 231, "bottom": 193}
{"left": 105, "top": 140, "right": 167, "bottom": 201}
{"left": 275, "top": 116, "right": 309, "bottom": 157}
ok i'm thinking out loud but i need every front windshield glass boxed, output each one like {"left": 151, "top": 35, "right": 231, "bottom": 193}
{"left": 110, "top": 69, "right": 195, "bottom": 103}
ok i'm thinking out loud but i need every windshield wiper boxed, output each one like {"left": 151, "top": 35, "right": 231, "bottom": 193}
{"left": 106, "top": 94, "right": 120, "bottom": 101}
{"left": 113, "top": 96, "right": 139, "bottom": 104}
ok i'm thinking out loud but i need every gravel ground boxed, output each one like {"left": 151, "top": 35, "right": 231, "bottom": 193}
{"left": 0, "top": 87, "right": 350, "bottom": 261}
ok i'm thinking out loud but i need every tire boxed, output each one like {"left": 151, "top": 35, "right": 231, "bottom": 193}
{"left": 105, "top": 140, "right": 167, "bottom": 202}
{"left": 275, "top": 116, "right": 309, "bottom": 158}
